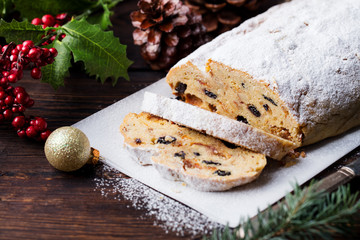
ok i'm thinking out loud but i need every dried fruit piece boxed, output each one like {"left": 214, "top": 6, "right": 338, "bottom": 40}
{"left": 248, "top": 105, "right": 261, "bottom": 117}
{"left": 221, "top": 140, "right": 238, "bottom": 149}
{"left": 175, "top": 82, "right": 187, "bottom": 94}
{"left": 236, "top": 115, "right": 248, "bottom": 124}
{"left": 193, "top": 152, "right": 201, "bottom": 156}
{"left": 263, "top": 95, "right": 278, "bottom": 106}
{"left": 202, "top": 160, "right": 221, "bottom": 166}
{"left": 135, "top": 138, "right": 142, "bottom": 144}
{"left": 204, "top": 89, "right": 217, "bottom": 99}
{"left": 263, "top": 104, "right": 269, "bottom": 111}
{"left": 214, "top": 169, "right": 231, "bottom": 176}
{"left": 157, "top": 135, "right": 177, "bottom": 144}
{"left": 174, "top": 151, "right": 186, "bottom": 159}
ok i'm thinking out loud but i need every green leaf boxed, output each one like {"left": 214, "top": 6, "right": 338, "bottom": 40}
{"left": 13, "top": 0, "right": 97, "bottom": 20}
{"left": 41, "top": 40, "right": 72, "bottom": 89}
{"left": 85, "top": 2, "right": 111, "bottom": 30}
{"left": 61, "top": 19, "right": 132, "bottom": 85}
{"left": 0, "top": 19, "right": 45, "bottom": 44}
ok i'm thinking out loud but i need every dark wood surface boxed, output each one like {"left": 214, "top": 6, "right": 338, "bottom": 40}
{"left": 0, "top": 1, "right": 359, "bottom": 239}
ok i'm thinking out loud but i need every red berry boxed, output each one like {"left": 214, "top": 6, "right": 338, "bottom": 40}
{"left": 31, "top": 67, "right": 42, "bottom": 79}
{"left": 42, "top": 14, "right": 55, "bottom": 27}
{"left": 11, "top": 62, "right": 23, "bottom": 70}
{"left": 21, "top": 46, "right": 30, "bottom": 55}
{"left": 31, "top": 18, "right": 42, "bottom": 25}
{"left": 0, "top": 77, "right": 7, "bottom": 86}
{"left": 30, "top": 119, "right": 35, "bottom": 126}
{"left": 11, "top": 49, "right": 19, "bottom": 55}
{"left": 56, "top": 13, "right": 68, "bottom": 21}
{"left": 2, "top": 71, "right": 9, "bottom": 77}
{"left": 28, "top": 48, "right": 41, "bottom": 59}
{"left": 16, "top": 44, "right": 23, "bottom": 51}
{"left": 16, "top": 70, "right": 23, "bottom": 80}
{"left": 41, "top": 48, "right": 50, "bottom": 58}
{"left": 46, "top": 57, "right": 55, "bottom": 64}
{"left": 8, "top": 74, "right": 17, "bottom": 83}
{"left": 4, "top": 96, "right": 13, "bottom": 105}
{"left": 18, "top": 105, "right": 26, "bottom": 112}
{"left": 34, "top": 117, "right": 47, "bottom": 132}
{"left": 22, "top": 40, "right": 34, "bottom": 48}
{"left": 13, "top": 86, "right": 26, "bottom": 95}
{"left": 10, "top": 54, "right": 17, "bottom": 62}
{"left": 58, "top": 34, "right": 66, "bottom": 41}
{"left": 2, "top": 45, "right": 8, "bottom": 53}
{"left": 3, "top": 109, "right": 13, "bottom": 120}
{"left": 26, "top": 126, "right": 38, "bottom": 138}
{"left": 54, "top": 24, "right": 60, "bottom": 28}
{"left": 49, "top": 48, "right": 58, "bottom": 57}
{"left": 17, "top": 129, "right": 26, "bottom": 138}
{"left": 40, "top": 129, "right": 52, "bottom": 141}
{"left": 12, "top": 106, "right": 18, "bottom": 113}
{"left": 12, "top": 116, "right": 25, "bottom": 128}
{"left": 25, "top": 99, "right": 34, "bottom": 108}
{"left": 16, "top": 92, "right": 30, "bottom": 105}
{"left": 0, "top": 114, "right": 4, "bottom": 122}
{"left": 0, "top": 91, "right": 5, "bottom": 99}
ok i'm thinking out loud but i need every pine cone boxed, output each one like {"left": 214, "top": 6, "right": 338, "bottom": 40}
{"left": 185, "top": 0, "right": 276, "bottom": 35}
{"left": 131, "top": 0, "right": 209, "bottom": 70}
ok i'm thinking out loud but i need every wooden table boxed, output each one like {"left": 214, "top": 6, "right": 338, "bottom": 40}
{"left": 1, "top": 1, "right": 359, "bottom": 239}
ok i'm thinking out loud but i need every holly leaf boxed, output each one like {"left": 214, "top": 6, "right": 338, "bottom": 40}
{"left": 41, "top": 40, "right": 72, "bottom": 89}
{"left": 61, "top": 19, "right": 132, "bottom": 85}
{"left": 85, "top": 2, "right": 112, "bottom": 30}
{"left": 0, "top": 19, "right": 45, "bottom": 44}
{"left": 13, "top": 0, "right": 97, "bottom": 20}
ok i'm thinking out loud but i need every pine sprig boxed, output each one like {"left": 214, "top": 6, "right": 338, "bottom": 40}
{"left": 208, "top": 181, "right": 360, "bottom": 240}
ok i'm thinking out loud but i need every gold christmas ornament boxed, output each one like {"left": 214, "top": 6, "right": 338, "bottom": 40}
{"left": 44, "top": 126, "right": 99, "bottom": 172}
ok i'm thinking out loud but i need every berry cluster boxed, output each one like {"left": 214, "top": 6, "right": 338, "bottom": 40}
{"left": 0, "top": 40, "right": 57, "bottom": 141}
{"left": 0, "top": 41, "right": 58, "bottom": 84}
{"left": 31, "top": 13, "right": 70, "bottom": 44}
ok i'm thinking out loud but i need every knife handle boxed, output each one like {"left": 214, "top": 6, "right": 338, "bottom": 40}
{"left": 315, "top": 166, "right": 356, "bottom": 192}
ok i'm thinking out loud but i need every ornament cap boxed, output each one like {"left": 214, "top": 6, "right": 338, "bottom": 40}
{"left": 88, "top": 147, "right": 100, "bottom": 165}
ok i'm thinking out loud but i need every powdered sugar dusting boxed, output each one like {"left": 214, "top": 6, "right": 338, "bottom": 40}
{"left": 94, "top": 163, "right": 222, "bottom": 236}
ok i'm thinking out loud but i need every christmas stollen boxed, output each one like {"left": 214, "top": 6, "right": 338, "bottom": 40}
{"left": 166, "top": 0, "right": 360, "bottom": 147}
{"left": 120, "top": 112, "right": 266, "bottom": 191}
{"left": 141, "top": 91, "right": 298, "bottom": 160}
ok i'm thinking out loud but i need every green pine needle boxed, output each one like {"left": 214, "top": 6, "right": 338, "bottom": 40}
{"left": 206, "top": 181, "right": 360, "bottom": 240}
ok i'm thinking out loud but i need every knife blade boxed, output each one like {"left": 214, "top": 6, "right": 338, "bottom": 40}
{"left": 315, "top": 150, "right": 360, "bottom": 192}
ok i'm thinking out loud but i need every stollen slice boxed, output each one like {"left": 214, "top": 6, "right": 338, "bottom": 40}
{"left": 141, "top": 91, "right": 299, "bottom": 160}
{"left": 120, "top": 112, "right": 266, "bottom": 191}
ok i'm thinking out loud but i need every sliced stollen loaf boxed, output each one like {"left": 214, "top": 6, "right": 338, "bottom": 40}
{"left": 120, "top": 112, "right": 266, "bottom": 191}
{"left": 142, "top": 91, "right": 299, "bottom": 160}
{"left": 166, "top": 0, "right": 360, "bottom": 146}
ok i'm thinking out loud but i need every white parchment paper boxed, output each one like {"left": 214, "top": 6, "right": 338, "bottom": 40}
{"left": 74, "top": 78, "right": 360, "bottom": 227}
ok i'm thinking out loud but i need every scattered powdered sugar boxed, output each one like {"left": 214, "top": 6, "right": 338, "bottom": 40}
{"left": 94, "top": 163, "right": 222, "bottom": 237}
